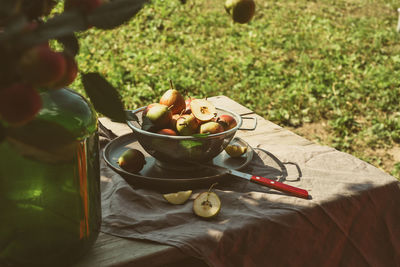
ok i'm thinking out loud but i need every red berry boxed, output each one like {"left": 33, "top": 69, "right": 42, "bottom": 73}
{"left": 49, "top": 52, "right": 78, "bottom": 89}
{"left": 18, "top": 45, "right": 67, "bottom": 88}
{"left": 0, "top": 84, "right": 42, "bottom": 125}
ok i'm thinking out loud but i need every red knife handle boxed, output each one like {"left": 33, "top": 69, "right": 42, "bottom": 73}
{"left": 250, "top": 176, "right": 309, "bottom": 199}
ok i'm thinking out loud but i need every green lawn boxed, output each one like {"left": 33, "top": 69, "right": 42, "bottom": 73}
{"left": 69, "top": 0, "right": 400, "bottom": 178}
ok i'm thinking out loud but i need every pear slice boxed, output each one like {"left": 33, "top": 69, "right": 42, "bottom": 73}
{"left": 193, "top": 191, "right": 221, "bottom": 218}
{"left": 190, "top": 99, "right": 217, "bottom": 122}
{"left": 163, "top": 190, "right": 193, "bottom": 205}
{"left": 225, "top": 144, "right": 247, "bottom": 158}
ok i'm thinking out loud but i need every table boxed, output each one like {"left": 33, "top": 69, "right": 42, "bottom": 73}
{"left": 73, "top": 96, "right": 400, "bottom": 267}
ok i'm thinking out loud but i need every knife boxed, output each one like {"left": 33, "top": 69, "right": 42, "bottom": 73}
{"left": 190, "top": 161, "right": 310, "bottom": 199}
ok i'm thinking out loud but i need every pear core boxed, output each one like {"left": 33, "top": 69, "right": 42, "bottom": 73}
{"left": 190, "top": 99, "right": 217, "bottom": 122}
{"left": 193, "top": 191, "right": 221, "bottom": 218}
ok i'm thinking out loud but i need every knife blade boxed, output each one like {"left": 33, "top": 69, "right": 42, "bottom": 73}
{"left": 190, "top": 161, "right": 310, "bottom": 199}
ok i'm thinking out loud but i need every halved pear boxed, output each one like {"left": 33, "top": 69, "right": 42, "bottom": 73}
{"left": 225, "top": 144, "right": 247, "bottom": 157}
{"left": 190, "top": 99, "right": 217, "bottom": 122}
{"left": 163, "top": 190, "right": 193, "bottom": 205}
{"left": 193, "top": 191, "right": 221, "bottom": 218}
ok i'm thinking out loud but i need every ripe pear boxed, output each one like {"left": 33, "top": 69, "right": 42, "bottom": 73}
{"left": 224, "top": 0, "right": 256, "bottom": 24}
{"left": 142, "top": 103, "right": 163, "bottom": 120}
{"left": 159, "top": 89, "right": 186, "bottom": 115}
{"left": 184, "top": 97, "right": 196, "bottom": 114}
{"left": 176, "top": 114, "right": 200, "bottom": 136}
{"left": 199, "top": 121, "right": 224, "bottom": 134}
{"left": 144, "top": 104, "right": 172, "bottom": 129}
{"left": 118, "top": 148, "right": 146, "bottom": 173}
{"left": 169, "top": 113, "right": 181, "bottom": 131}
{"left": 217, "top": 114, "right": 237, "bottom": 131}
{"left": 157, "top": 128, "right": 178, "bottom": 136}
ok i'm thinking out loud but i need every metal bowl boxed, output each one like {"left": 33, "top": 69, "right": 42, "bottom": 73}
{"left": 126, "top": 107, "right": 243, "bottom": 167}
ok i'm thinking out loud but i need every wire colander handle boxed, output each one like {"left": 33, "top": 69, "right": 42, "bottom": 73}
{"left": 239, "top": 116, "right": 257, "bottom": 131}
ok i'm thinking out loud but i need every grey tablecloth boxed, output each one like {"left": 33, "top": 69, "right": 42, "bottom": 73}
{"left": 99, "top": 122, "right": 400, "bottom": 267}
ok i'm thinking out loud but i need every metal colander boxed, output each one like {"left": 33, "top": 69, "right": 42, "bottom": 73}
{"left": 126, "top": 107, "right": 245, "bottom": 165}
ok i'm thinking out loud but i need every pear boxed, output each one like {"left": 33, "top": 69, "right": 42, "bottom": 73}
{"left": 157, "top": 128, "right": 178, "bottom": 136}
{"left": 184, "top": 97, "right": 196, "bottom": 114}
{"left": 225, "top": 144, "right": 247, "bottom": 157}
{"left": 169, "top": 113, "right": 181, "bottom": 131}
{"left": 142, "top": 103, "right": 163, "bottom": 120}
{"left": 144, "top": 104, "right": 172, "bottom": 129}
{"left": 193, "top": 191, "right": 221, "bottom": 218}
{"left": 224, "top": 0, "right": 256, "bottom": 24}
{"left": 199, "top": 121, "right": 224, "bottom": 134}
{"left": 176, "top": 114, "right": 200, "bottom": 136}
{"left": 190, "top": 99, "right": 217, "bottom": 122}
{"left": 159, "top": 89, "right": 186, "bottom": 115}
{"left": 118, "top": 148, "right": 146, "bottom": 173}
{"left": 163, "top": 190, "right": 192, "bottom": 205}
{"left": 217, "top": 114, "right": 237, "bottom": 131}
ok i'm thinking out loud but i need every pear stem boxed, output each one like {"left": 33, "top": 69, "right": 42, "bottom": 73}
{"left": 208, "top": 182, "right": 218, "bottom": 193}
{"left": 206, "top": 182, "right": 218, "bottom": 202}
{"left": 169, "top": 79, "right": 174, "bottom": 89}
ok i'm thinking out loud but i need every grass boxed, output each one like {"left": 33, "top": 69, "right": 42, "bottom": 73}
{"left": 67, "top": 0, "right": 400, "bottom": 179}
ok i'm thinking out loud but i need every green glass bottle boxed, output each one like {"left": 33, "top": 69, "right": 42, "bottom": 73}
{"left": 0, "top": 88, "right": 101, "bottom": 266}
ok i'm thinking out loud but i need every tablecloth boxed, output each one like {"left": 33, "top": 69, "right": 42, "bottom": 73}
{"left": 99, "top": 121, "right": 400, "bottom": 267}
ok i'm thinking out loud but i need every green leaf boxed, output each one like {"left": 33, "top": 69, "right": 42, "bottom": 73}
{"left": 0, "top": 0, "right": 21, "bottom": 19}
{"left": 82, "top": 72, "right": 126, "bottom": 123}
{"left": 125, "top": 110, "right": 139, "bottom": 122}
{"left": 141, "top": 117, "right": 157, "bottom": 132}
{"left": 0, "top": 15, "right": 28, "bottom": 42}
{"left": 179, "top": 140, "right": 203, "bottom": 149}
{"left": 88, "top": 0, "right": 148, "bottom": 30}
{"left": 1, "top": 0, "right": 147, "bottom": 49}
{"left": 0, "top": 123, "right": 5, "bottom": 143}
{"left": 57, "top": 33, "right": 80, "bottom": 56}
{"left": 14, "top": 10, "right": 87, "bottom": 49}
{"left": 192, "top": 133, "right": 210, "bottom": 138}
